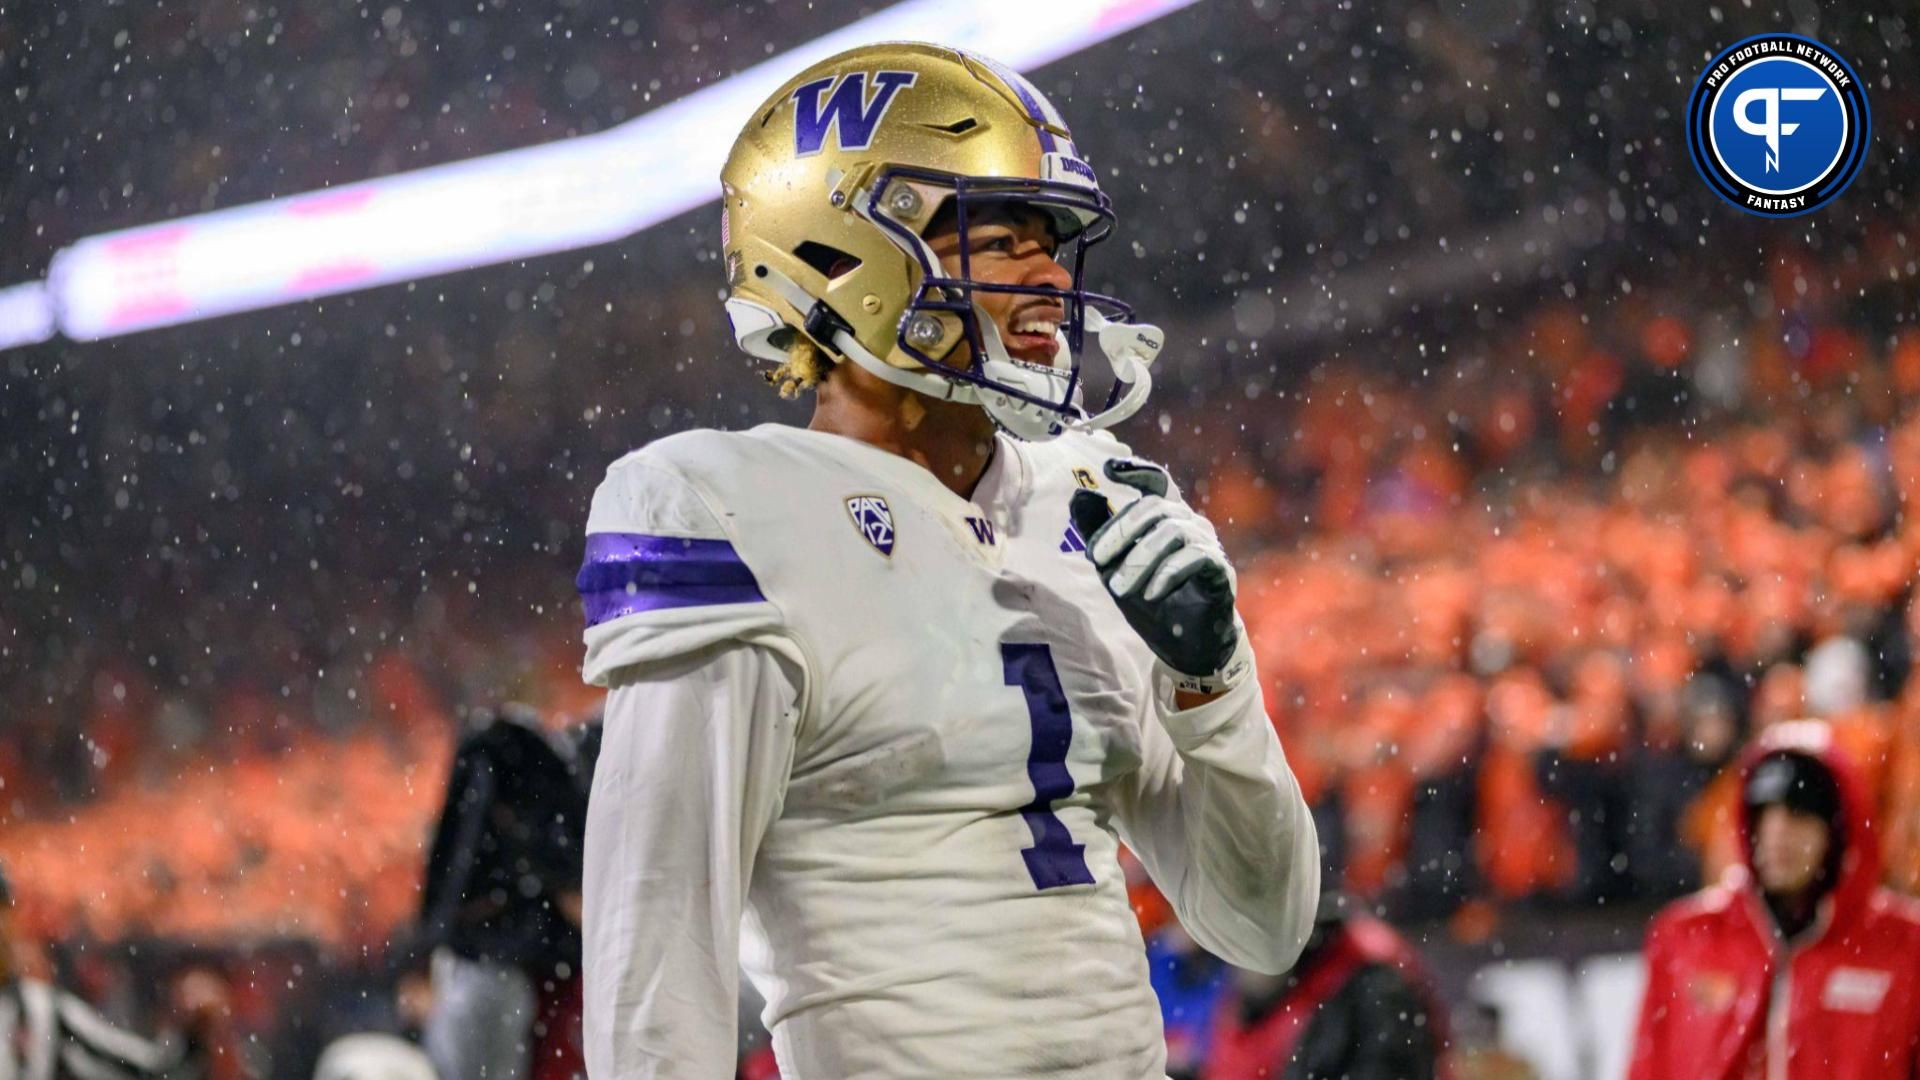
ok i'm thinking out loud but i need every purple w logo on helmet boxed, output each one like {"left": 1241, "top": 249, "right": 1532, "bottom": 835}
{"left": 791, "top": 71, "right": 918, "bottom": 156}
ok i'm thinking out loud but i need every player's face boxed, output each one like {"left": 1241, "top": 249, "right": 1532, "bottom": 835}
{"left": 924, "top": 203, "right": 1073, "bottom": 367}
{"left": 1751, "top": 803, "right": 1831, "bottom": 897}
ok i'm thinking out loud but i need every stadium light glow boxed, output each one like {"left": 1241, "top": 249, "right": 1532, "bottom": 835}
{"left": 0, "top": 283, "right": 55, "bottom": 351}
{"left": 0, "top": 0, "right": 1200, "bottom": 350}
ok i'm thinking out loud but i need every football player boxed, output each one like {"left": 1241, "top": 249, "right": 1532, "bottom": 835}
{"left": 578, "top": 42, "right": 1319, "bottom": 1078}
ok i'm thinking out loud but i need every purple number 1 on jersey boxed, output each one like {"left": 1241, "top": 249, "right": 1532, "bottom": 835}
{"left": 1001, "top": 642, "right": 1096, "bottom": 890}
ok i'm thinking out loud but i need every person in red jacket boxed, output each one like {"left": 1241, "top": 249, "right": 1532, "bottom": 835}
{"left": 1630, "top": 719, "right": 1920, "bottom": 1079}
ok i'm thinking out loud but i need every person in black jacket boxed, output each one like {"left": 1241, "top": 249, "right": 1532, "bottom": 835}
{"left": 1204, "top": 893, "right": 1450, "bottom": 1080}
{"left": 418, "top": 705, "right": 589, "bottom": 1080}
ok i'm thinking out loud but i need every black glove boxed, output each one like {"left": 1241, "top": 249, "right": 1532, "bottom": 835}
{"left": 1070, "top": 459, "right": 1249, "bottom": 691}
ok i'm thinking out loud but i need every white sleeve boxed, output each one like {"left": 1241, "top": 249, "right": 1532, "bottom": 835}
{"left": 581, "top": 639, "right": 803, "bottom": 1080}
{"left": 1110, "top": 658, "right": 1321, "bottom": 975}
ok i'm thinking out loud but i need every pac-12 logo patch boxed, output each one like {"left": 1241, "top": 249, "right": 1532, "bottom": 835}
{"left": 845, "top": 495, "right": 895, "bottom": 556}
{"left": 1686, "top": 33, "right": 1868, "bottom": 217}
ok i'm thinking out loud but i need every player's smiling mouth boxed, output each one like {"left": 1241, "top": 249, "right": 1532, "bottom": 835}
{"left": 1004, "top": 303, "right": 1063, "bottom": 364}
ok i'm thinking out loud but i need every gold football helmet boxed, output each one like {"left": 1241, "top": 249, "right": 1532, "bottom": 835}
{"left": 720, "top": 41, "right": 1162, "bottom": 440}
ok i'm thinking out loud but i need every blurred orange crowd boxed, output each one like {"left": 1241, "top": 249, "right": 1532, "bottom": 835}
{"left": 1209, "top": 294, "right": 1920, "bottom": 916}
{"left": 4, "top": 725, "right": 450, "bottom": 954}
{"left": 0, "top": 637, "right": 599, "bottom": 956}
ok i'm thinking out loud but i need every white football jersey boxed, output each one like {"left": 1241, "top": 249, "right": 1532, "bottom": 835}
{"left": 579, "top": 423, "right": 1317, "bottom": 1079}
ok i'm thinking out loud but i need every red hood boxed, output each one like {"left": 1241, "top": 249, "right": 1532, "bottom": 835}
{"left": 1732, "top": 720, "right": 1880, "bottom": 928}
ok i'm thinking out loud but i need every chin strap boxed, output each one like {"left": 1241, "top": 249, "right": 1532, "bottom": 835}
{"left": 729, "top": 267, "right": 978, "bottom": 404}
{"left": 835, "top": 325, "right": 979, "bottom": 403}
{"left": 966, "top": 308, "right": 1161, "bottom": 440}
{"left": 1080, "top": 307, "right": 1160, "bottom": 431}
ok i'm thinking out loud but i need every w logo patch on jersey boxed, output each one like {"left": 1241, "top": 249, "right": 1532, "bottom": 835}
{"left": 792, "top": 71, "right": 917, "bottom": 156}
{"left": 846, "top": 495, "right": 895, "bottom": 556}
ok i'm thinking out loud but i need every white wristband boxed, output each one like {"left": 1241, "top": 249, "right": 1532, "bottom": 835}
{"left": 1168, "top": 633, "right": 1254, "bottom": 696}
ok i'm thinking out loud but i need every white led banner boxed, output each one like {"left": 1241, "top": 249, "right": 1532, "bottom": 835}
{"left": 1, "top": 0, "right": 1199, "bottom": 349}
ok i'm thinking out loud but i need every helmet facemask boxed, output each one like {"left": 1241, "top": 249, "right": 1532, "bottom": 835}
{"left": 855, "top": 166, "right": 1161, "bottom": 441}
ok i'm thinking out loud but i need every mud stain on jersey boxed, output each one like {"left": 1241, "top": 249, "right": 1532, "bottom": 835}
{"left": 781, "top": 729, "right": 945, "bottom": 811}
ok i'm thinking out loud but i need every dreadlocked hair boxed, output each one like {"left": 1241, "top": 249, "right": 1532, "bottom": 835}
{"left": 762, "top": 333, "right": 831, "bottom": 399}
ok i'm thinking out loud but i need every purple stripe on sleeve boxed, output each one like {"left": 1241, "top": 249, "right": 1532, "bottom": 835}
{"left": 576, "top": 533, "right": 765, "bottom": 627}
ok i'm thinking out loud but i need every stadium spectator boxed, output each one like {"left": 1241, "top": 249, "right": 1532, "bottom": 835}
{"left": 418, "top": 705, "right": 589, "bottom": 1080}
{"left": 1389, "top": 671, "right": 1482, "bottom": 920}
{"left": 1630, "top": 722, "right": 1920, "bottom": 1079}
{"left": 1204, "top": 892, "right": 1450, "bottom": 1080}
{"left": 1533, "top": 650, "right": 1639, "bottom": 905}
{"left": 1621, "top": 673, "right": 1741, "bottom": 900}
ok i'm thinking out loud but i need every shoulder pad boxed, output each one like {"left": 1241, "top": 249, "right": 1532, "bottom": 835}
{"left": 579, "top": 430, "right": 785, "bottom": 686}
